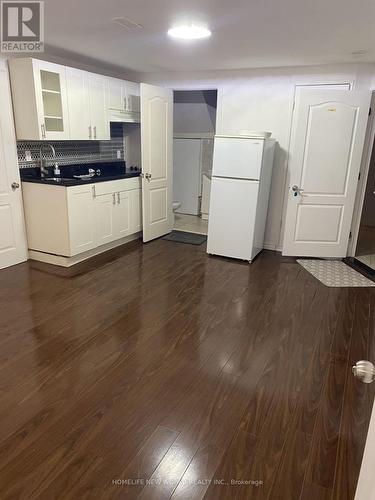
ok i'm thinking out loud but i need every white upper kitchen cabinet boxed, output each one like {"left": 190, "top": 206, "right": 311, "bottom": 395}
{"left": 108, "top": 78, "right": 140, "bottom": 113}
{"left": 9, "top": 58, "right": 70, "bottom": 141}
{"left": 125, "top": 81, "right": 140, "bottom": 113}
{"left": 66, "top": 67, "right": 91, "bottom": 140}
{"left": 66, "top": 69, "right": 110, "bottom": 141}
{"left": 108, "top": 77, "right": 140, "bottom": 122}
{"left": 10, "top": 59, "right": 110, "bottom": 141}
{"left": 108, "top": 77, "right": 124, "bottom": 111}
{"left": 87, "top": 72, "right": 110, "bottom": 140}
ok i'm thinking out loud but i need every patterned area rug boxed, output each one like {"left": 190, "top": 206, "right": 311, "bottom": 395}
{"left": 297, "top": 259, "right": 375, "bottom": 287}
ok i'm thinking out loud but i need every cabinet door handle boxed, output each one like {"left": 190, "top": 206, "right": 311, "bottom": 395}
{"left": 117, "top": 192, "right": 120, "bottom": 204}
{"left": 124, "top": 97, "right": 127, "bottom": 111}
{"left": 88, "top": 126, "right": 92, "bottom": 139}
{"left": 93, "top": 126, "right": 97, "bottom": 139}
{"left": 112, "top": 193, "right": 116, "bottom": 205}
{"left": 92, "top": 185, "right": 96, "bottom": 198}
{"left": 41, "top": 124, "right": 46, "bottom": 139}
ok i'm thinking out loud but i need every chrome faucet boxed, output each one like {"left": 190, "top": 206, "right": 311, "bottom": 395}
{"left": 39, "top": 143, "right": 56, "bottom": 178}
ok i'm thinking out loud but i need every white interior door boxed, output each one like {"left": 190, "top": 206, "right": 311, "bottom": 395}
{"left": 141, "top": 83, "right": 173, "bottom": 242}
{"left": 0, "top": 62, "right": 27, "bottom": 269}
{"left": 283, "top": 89, "right": 371, "bottom": 257}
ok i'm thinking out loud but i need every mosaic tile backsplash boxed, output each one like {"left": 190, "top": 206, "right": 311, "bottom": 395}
{"left": 17, "top": 123, "right": 125, "bottom": 169}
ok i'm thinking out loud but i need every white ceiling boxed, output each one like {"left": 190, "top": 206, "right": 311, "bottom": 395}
{"left": 44, "top": 0, "right": 375, "bottom": 73}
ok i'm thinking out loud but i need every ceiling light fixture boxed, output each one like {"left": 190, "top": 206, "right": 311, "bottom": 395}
{"left": 167, "top": 24, "right": 211, "bottom": 40}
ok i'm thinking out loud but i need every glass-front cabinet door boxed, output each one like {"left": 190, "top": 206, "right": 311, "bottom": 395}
{"left": 33, "top": 60, "right": 70, "bottom": 140}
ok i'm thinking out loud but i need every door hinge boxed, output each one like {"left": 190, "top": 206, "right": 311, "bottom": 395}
{"left": 349, "top": 231, "right": 352, "bottom": 239}
{"left": 358, "top": 172, "right": 361, "bottom": 181}
{"left": 369, "top": 107, "right": 372, "bottom": 116}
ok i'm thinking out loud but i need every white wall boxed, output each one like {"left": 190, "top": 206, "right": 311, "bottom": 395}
{"left": 174, "top": 91, "right": 216, "bottom": 135}
{"left": 130, "top": 63, "right": 375, "bottom": 250}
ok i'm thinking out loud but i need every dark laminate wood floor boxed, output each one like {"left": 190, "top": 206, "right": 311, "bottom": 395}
{"left": 0, "top": 240, "right": 374, "bottom": 499}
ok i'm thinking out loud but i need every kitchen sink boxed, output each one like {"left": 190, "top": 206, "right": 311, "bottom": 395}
{"left": 43, "top": 177, "right": 72, "bottom": 182}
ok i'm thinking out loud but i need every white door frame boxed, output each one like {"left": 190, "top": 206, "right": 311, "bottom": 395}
{"left": 171, "top": 88, "right": 218, "bottom": 224}
{"left": 355, "top": 398, "right": 375, "bottom": 499}
{"left": 348, "top": 91, "right": 375, "bottom": 257}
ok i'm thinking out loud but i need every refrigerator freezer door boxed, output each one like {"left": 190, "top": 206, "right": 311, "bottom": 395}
{"left": 207, "top": 177, "right": 259, "bottom": 260}
{"left": 212, "top": 137, "right": 264, "bottom": 179}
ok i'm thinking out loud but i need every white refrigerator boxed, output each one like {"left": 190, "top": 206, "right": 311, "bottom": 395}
{"left": 207, "top": 134, "right": 275, "bottom": 262}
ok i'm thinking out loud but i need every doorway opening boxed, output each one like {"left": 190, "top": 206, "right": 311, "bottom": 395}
{"left": 172, "top": 90, "right": 217, "bottom": 235}
{"left": 355, "top": 138, "right": 375, "bottom": 273}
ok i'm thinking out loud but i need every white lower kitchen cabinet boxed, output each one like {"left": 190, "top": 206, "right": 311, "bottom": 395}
{"left": 22, "top": 178, "right": 142, "bottom": 266}
{"left": 116, "top": 190, "right": 132, "bottom": 238}
{"left": 67, "top": 184, "right": 97, "bottom": 254}
{"left": 130, "top": 189, "right": 142, "bottom": 232}
{"left": 95, "top": 192, "right": 117, "bottom": 246}
{"left": 95, "top": 188, "right": 140, "bottom": 244}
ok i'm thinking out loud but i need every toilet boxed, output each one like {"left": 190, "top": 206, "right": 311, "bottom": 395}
{"left": 173, "top": 201, "right": 182, "bottom": 212}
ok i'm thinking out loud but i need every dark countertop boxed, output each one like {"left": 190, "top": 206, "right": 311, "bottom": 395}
{"left": 20, "top": 161, "right": 141, "bottom": 187}
{"left": 21, "top": 172, "right": 140, "bottom": 187}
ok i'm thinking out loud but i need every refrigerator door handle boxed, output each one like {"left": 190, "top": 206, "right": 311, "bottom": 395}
{"left": 212, "top": 175, "right": 260, "bottom": 182}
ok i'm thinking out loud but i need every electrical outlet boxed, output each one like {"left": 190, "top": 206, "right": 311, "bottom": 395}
{"left": 116, "top": 150, "right": 121, "bottom": 159}
{"left": 25, "top": 150, "right": 32, "bottom": 162}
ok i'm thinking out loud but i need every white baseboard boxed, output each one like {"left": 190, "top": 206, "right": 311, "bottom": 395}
{"left": 263, "top": 242, "right": 283, "bottom": 253}
{"left": 28, "top": 233, "right": 141, "bottom": 268}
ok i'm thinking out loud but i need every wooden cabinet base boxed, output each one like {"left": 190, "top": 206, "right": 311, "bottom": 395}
{"left": 28, "top": 232, "right": 141, "bottom": 267}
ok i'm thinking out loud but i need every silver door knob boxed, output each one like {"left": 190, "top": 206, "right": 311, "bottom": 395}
{"left": 352, "top": 361, "right": 375, "bottom": 384}
{"left": 11, "top": 182, "right": 20, "bottom": 190}
{"left": 292, "top": 185, "right": 304, "bottom": 197}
